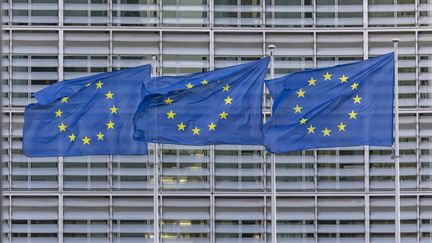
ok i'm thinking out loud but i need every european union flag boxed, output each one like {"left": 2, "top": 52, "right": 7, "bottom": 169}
{"left": 264, "top": 53, "right": 394, "bottom": 153}
{"left": 133, "top": 58, "right": 270, "bottom": 146}
{"left": 23, "top": 65, "right": 152, "bottom": 157}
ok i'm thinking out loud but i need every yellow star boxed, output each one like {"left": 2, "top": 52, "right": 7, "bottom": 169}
{"left": 96, "top": 80, "right": 103, "bottom": 89}
{"left": 68, "top": 133, "right": 76, "bottom": 142}
{"left": 105, "top": 91, "right": 114, "bottom": 99}
{"left": 82, "top": 136, "right": 91, "bottom": 145}
{"left": 106, "top": 120, "right": 115, "bottom": 129}
{"left": 164, "top": 97, "right": 173, "bottom": 105}
{"left": 348, "top": 110, "right": 358, "bottom": 119}
{"left": 338, "top": 122, "right": 346, "bottom": 131}
{"left": 167, "top": 110, "right": 176, "bottom": 119}
{"left": 296, "top": 89, "right": 306, "bottom": 98}
{"left": 307, "top": 125, "right": 315, "bottom": 134}
{"left": 97, "top": 132, "right": 104, "bottom": 140}
{"left": 224, "top": 96, "right": 233, "bottom": 105}
{"left": 110, "top": 105, "right": 118, "bottom": 114}
{"left": 177, "top": 122, "right": 186, "bottom": 131}
{"left": 323, "top": 72, "right": 332, "bottom": 80}
{"left": 339, "top": 74, "right": 348, "bottom": 83}
{"left": 219, "top": 111, "right": 228, "bottom": 119}
{"left": 299, "top": 118, "right": 308, "bottom": 125}
{"left": 55, "top": 109, "right": 63, "bottom": 117}
{"left": 222, "top": 84, "right": 230, "bottom": 92}
{"left": 58, "top": 123, "right": 67, "bottom": 132}
{"left": 61, "top": 97, "right": 69, "bottom": 103}
{"left": 201, "top": 79, "right": 209, "bottom": 85}
{"left": 192, "top": 126, "right": 201, "bottom": 135}
{"left": 351, "top": 82, "right": 359, "bottom": 90}
{"left": 293, "top": 105, "right": 302, "bottom": 114}
{"left": 353, "top": 95, "right": 362, "bottom": 104}
{"left": 208, "top": 122, "right": 216, "bottom": 131}
{"left": 186, "top": 82, "right": 194, "bottom": 89}
{"left": 322, "top": 128, "right": 331, "bottom": 136}
{"left": 308, "top": 78, "right": 316, "bottom": 86}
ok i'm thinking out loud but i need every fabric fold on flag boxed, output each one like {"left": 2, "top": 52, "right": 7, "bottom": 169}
{"left": 24, "top": 65, "right": 152, "bottom": 157}
{"left": 264, "top": 53, "right": 394, "bottom": 153}
{"left": 133, "top": 57, "right": 270, "bottom": 146}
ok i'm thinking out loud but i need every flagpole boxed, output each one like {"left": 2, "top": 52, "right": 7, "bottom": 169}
{"left": 151, "top": 55, "right": 160, "bottom": 243}
{"left": 392, "top": 38, "right": 401, "bottom": 243}
{"left": 267, "top": 44, "right": 277, "bottom": 243}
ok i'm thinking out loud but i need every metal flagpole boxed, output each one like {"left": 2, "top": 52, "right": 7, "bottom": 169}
{"left": 151, "top": 55, "right": 160, "bottom": 243}
{"left": 267, "top": 44, "right": 277, "bottom": 243}
{"left": 392, "top": 38, "right": 401, "bottom": 243}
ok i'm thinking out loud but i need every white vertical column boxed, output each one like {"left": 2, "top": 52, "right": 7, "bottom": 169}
{"left": 363, "top": 30, "right": 370, "bottom": 243}
{"left": 58, "top": 29, "right": 64, "bottom": 243}
{"left": 151, "top": 56, "right": 160, "bottom": 243}
{"left": 267, "top": 44, "right": 277, "bottom": 243}
{"left": 393, "top": 38, "right": 401, "bottom": 243}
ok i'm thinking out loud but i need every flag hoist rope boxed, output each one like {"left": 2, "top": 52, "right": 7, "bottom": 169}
{"left": 392, "top": 38, "right": 401, "bottom": 243}
{"left": 267, "top": 44, "right": 277, "bottom": 243}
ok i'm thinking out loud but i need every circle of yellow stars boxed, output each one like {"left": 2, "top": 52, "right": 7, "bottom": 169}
{"left": 56, "top": 80, "right": 118, "bottom": 145}
{"left": 164, "top": 79, "right": 231, "bottom": 136}
{"left": 293, "top": 72, "right": 361, "bottom": 137}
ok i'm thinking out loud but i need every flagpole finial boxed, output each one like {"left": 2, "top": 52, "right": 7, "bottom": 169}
{"left": 268, "top": 44, "right": 276, "bottom": 50}
{"left": 392, "top": 38, "right": 400, "bottom": 43}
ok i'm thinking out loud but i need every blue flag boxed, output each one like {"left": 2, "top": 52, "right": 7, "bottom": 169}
{"left": 264, "top": 53, "right": 394, "bottom": 153}
{"left": 133, "top": 58, "right": 270, "bottom": 146}
{"left": 23, "top": 65, "right": 152, "bottom": 157}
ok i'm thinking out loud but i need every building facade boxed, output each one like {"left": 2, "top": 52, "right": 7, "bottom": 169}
{"left": 1, "top": 0, "right": 432, "bottom": 242}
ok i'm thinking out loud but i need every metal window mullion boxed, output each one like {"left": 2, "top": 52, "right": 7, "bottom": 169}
{"left": 209, "top": 29, "right": 214, "bottom": 71}
{"left": 58, "top": 33, "right": 64, "bottom": 243}
{"left": 314, "top": 195, "right": 318, "bottom": 243}
{"left": 153, "top": 143, "right": 160, "bottom": 243}
{"left": 416, "top": 194, "right": 420, "bottom": 243}
{"left": 363, "top": 0, "right": 368, "bottom": 28}
{"left": 8, "top": 111, "right": 12, "bottom": 192}
{"left": 263, "top": 195, "right": 267, "bottom": 242}
{"left": 312, "top": 0, "right": 316, "bottom": 28}
{"left": 159, "top": 31, "right": 163, "bottom": 76}
{"left": 415, "top": 30, "right": 421, "bottom": 194}
{"left": 210, "top": 193, "right": 215, "bottom": 242}
{"left": 28, "top": 0, "right": 31, "bottom": 24}
{"left": 109, "top": 195, "right": 112, "bottom": 243}
{"left": 261, "top": 0, "right": 266, "bottom": 27}
{"left": 271, "top": 0, "right": 275, "bottom": 27}
{"left": 8, "top": 0, "right": 12, "bottom": 25}
{"left": 8, "top": 195, "right": 11, "bottom": 243}
{"left": 209, "top": 145, "right": 215, "bottom": 243}
{"left": 336, "top": 150, "right": 340, "bottom": 190}
{"left": 237, "top": 0, "right": 240, "bottom": 27}
{"left": 335, "top": 0, "right": 338, "bottom": 27}
{"left": 210, "top": 146, "right": 215, "bottom": 194}
{"left": 415, "top": 0, "right": 419, "bottom": 26}
{"left": 8, "top": 30, "right": 12, "bottom": 109}
{"left": 87, "top": 0, "right": 91, "bottom": 26}
{"left": 108, "top": 0, "right": 112, "bottom": 26}
{"left": 59, "top": 194, "right": 64, "bottom": 243}
{"left": 159, "top": 0, "right": 163, "bottom": 27}
{"left": 109, "top": 30, "right": 113, "bottom": 71}
{"left": 415, "top": 30, "right": 419, "bottom": 109}
{"left": 416, "top": 111, "right": 420, "bottom": 191}
{"left": 363, "top": 32, "right": 370, "bottom": 243}
{"left": 209, "top": 0, "right": 214, "bottom": 28}
{"left": 59, "top": 0, "right": 64, "bottom": 27}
